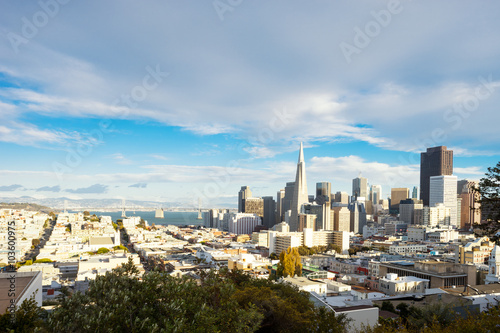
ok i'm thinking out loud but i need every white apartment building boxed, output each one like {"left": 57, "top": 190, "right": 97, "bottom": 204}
{"left": 378, "top": 273, "right": 429, "bottom": 296}
{"left": 228, "top": 213, "right": 262, "bottom": 235}
{"left": 423, "top": 203, "right": 451, "bottom": 227}
{"left": 389, "top": 243, "right": 427, "bottom": 255}
{"left": 430, "top": 175, "right": 458, "bottom": 227}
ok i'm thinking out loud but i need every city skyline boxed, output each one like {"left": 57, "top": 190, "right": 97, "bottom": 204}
{"left": 1, "top": 1, "right": 500, "bottom": 206}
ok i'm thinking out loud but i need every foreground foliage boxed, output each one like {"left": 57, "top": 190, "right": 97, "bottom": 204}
{"left": 1, "top": 260, "right": 348, "bottom": 333}
{"left": 361, "top": 302, "right": 500, "bottom": 333}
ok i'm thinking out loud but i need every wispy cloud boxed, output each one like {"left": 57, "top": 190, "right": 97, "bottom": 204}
{"left": 110, "top": 153, "right": 133, "bottom": 165}
{"left": 35, "top": 185, "right": 61, "bottom": 192}
{"left": 129, "top": 183, "right": 147, "bottom": 188}
{"left": 0, "top": 184, "right": 23, "bottom": 191}
{"left": 66, "top": 184, "right": 108, "bottom": 194}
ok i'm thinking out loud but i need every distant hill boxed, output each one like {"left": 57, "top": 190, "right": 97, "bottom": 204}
{"left": 0, "top": 202, "right": 54, "bottom": 213}
{"left": 0, "top": 196, "right": 236, "bottom": 211}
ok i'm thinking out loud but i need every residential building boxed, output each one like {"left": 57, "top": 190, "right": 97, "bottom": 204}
{"left": 0, "top": 271, "right": 42, "bottom": 314}
{"left": 228, "top": 213, "right": 262, "bottom": 235}
{"left": 456, "top": 236, "right": 495, "bottom": 265}
{"left": 378, "top": 273, "right": 429, "bottom": 296}
{"left": 423, "top": 204, "right": 451, "bottom": 227}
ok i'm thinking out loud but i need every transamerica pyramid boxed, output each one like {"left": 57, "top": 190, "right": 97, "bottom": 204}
{"left": 289, "top": 142, "right": 308, "bottom": 231}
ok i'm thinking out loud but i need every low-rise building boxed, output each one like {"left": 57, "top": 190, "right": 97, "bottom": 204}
{"left": 378, "top": 273, "right": 429, "bottom": 296}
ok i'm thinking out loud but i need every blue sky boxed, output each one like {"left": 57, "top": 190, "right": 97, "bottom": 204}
{"left": 0, "top": 0, "right": 499, "bottom": 207}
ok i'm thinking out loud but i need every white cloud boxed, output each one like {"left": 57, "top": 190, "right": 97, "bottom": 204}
{"left": 111, "top": 153, "right": 133, "bottom": 165}
{"left": 454, "top": 167, "right": 484, "bottom": 176}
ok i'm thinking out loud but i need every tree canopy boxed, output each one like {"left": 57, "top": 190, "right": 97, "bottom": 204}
{"left": 0, "top": 263, "right": 349, "bottom": 333}
{"left": 476, "top": 161, "right": 500, "bottom": 221}
{"left": 276, "top": 247, "right": 302, "bottom": 278}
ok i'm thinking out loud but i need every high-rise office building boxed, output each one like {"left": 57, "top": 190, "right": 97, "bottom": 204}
{"left": 430, "top": 175, "right": 458, "bottom": 227}
{"left": 370, "top": 185, "right": 382, "bottom": 205}
{"left": 276, "top": 189, "right": 285, "bottom": 224}
{"left": 412, "top": 186, "right": 418, "bottom": 199}
{"left": 238, "top": 186, "right": 252, "bottom": 213}
{"left": 290, "top": 143, "right": 309, "bottom": 232}
{"left": 457, "top": 180, "right": 481, "bottom": 228}
{"left": 352, "top": 175, "right": 368, "bottom": 199}
{"left": 349, "top": 200, "right": 366, "bottom": 234}
{"left": 420, "top": 146, "right": 453, "bottom": 206}
{"left": 390, "top": 188, "right": 410, "bottom": 213}
{"left": 282, "top": 182, "right": 295, "bottom": 220}
{"left": 399, "top": 198, "right": 423, "bottom": 225}
{"left": 262, "top": 196, "right": 276, "bottom": 229}
{"left": 334, "top": 191, "right": 349, "bottom": 204}
{"left": 243, "top": 197, "right": 264, "bottom": 218}
{"left": 316, "top": 182, "right": 331, "bottom": 203}
{"left": 332, "top": 206, "right": 350, "bottom": 232}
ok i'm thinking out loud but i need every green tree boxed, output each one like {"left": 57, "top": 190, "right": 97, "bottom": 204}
{"left": 269, "top": 252, "right": 279, "bottom": 260}
{"left": 277, "top": 247, "right": 302, "bottom": 278}
{"left": 348, "top": 247, "right": 358, "bottom": 256}
{"left": 48, "top": 269, "right": 262, "bottom": 332}
{"left": 96, "top": 247, "right": 110, "bottom": 254}
{"left": 112, "top": 245, "right": 128, "bottom": 252}
{"left": 327, "top": 243, "right": 342, "bottom": 253}
{"left": 0, "top": 294, "right": 47, "bottom": 332}
{"left": 34, "top": 258, "right": 52, "bottom": 263}
{"left": 476, "top": 161, "right": 500, "bottom": 221}
{"left": 381, "top": 300, "right": 396, "bottom": 313}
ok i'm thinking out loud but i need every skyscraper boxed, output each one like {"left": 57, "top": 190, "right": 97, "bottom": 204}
{"left": 262, "top": 196, "right": 276, "bottom": 229}
{"left": 352, "top": 175, "right": 368, "bottom": 199}
{"left": 334, "top": 191, "right": 349, "bottom": 204}
{"left": 290, "top": 142, "right": 308, "bottom": 232}
{"left": 412, "top": 186, "right": 418, "bottom": 199}
{"left": 370, "top": 185, "right": 382, "bottom": 205}
{"left": 316, "top": 182, "right": 331, "bottom": 203}
{"left": 282, "top": 182, "right": 295, "bottom": 220}
{"left": 430, "top": 175, "right": 458, "bottom": 227}
{"left": 390, "top": 188, "right": 410, "bottom": 213}
{"left": 276, "top": 189, "right": 285, "bottom": 224}
{"left": 457, "top": 180, "right": 481, "bottom": 228}
{"left": 238, "top": 186, "right": 252, "bottom": 213}
{"left": 420, "top": 146, "right": 453, "bottom": 206}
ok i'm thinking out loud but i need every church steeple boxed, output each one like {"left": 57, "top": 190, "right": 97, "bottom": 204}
{"left": 485, "top": 245, "right": 500, "bottom": 284}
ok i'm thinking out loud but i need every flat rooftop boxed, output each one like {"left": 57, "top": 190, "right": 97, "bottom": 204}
{"left": 0, "top": 273, "right": 36, "bottom": 313}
